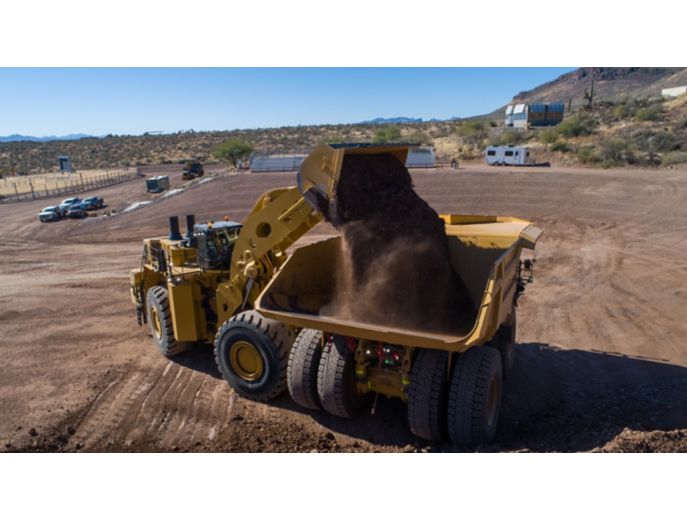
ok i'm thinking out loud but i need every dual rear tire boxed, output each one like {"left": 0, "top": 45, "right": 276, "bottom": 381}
{"left": 286, "top": 329, "right": 371, "bottom": 417}
{"left": 407, "top": 346, "right": 503, "bottom": 446}
{"left": 287, "top": 328, "right": 505, "bottom": 447}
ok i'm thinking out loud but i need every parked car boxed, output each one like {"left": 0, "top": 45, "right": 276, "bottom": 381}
{"left": 66, "top": 203, "right": 86, "bottom": 218}
{"left": 38, "top": 206, "right": 61, "bottom": 222}
{"left": 58, "top": 197, "right": 82, "bottom": 215}
{"left": 81, "top": 196, "right": 104, "bottom": 210}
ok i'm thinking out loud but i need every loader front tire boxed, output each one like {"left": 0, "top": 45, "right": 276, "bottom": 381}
{"left": 287, "top": 329, "right": 324, "bottom": 410}
{"left": 407, "top": 348, "right": 449, "bottom": 442}
{"left": 317, "top": 335, "right": 371, "bottom": 418}
{"left": 214, "top": 310, "right": 293, "bottom": 402}
{"left": 448, "top": 346, "right": 503, "bottom": 447}
{"left": 146, "top": 286, "right": 192, "bottom": 357}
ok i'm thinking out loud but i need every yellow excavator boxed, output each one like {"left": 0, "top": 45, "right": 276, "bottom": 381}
{"left": 130, "top": 142, "right": 541, "bottom": 445}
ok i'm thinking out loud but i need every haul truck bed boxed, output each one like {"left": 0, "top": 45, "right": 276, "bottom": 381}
{"left": 256, "top": 215, "right": 541, "bottom": 352}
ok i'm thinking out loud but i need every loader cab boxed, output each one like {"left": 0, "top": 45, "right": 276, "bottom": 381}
{"left": 194, "top": 221, "right": 242, "bottom": 270}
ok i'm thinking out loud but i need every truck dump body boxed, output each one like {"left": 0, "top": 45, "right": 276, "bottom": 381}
{"left": 256, "top": 215, "right": 541, "bottom": 352}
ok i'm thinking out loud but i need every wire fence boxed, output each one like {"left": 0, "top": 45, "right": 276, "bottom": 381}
{"left": 0, "top": 168, "right": 139, "bottom": 204}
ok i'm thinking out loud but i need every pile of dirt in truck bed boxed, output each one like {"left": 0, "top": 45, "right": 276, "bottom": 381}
{"left": 320, "top": 153, "right": 473, "bottom": 333}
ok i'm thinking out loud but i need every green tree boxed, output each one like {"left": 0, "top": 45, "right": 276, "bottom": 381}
{"left": 212, "top": 139, "right": 254, "bottom": 167}
{"left": 373, "top": 125, "right": 402, "bottom": 144}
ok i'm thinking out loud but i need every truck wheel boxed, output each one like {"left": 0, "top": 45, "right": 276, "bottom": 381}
{"left": 407, "top": 348, "right": 449, "bottom": 442}
{"left": 287, "top": 329, "right": 324, "bottom": 410}
{"left": 317, "top": 335, "right": 371, "bottom": 418}
{"left": 448, "top": 347, "right": 503, "bottom": 447}
{"left": 146, "top": 286, "right": 192, "bottom": 357}
{"left": 214, "top": 310, "right": 293, "bottom": 402}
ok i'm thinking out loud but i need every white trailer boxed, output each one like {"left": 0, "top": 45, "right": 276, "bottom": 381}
{"left": 485, "top": 145, "right": 532, "bottom": 166}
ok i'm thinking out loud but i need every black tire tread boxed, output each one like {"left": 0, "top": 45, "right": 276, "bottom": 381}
{"left": 213, "top": 310, "right": 293, "bottom": 401}
{"left": 317, "top": 335, "right": 370, "bottom": 418}
{"left": 287, "top": 329, "right": 324, "bottom": 410}
{"left": 407, "top": 348, "right": 449, "bottom": 442}
{"left": 147, "top": 285, "right": 192, "bottom": 357}
{"left": 448, "top": 347, "right": 502, "bottom": 447}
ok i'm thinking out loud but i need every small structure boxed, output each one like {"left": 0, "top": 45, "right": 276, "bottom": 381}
{"left": 662, "top": 86, "right": 687, "bottom": 98}
{"left": 146, "top": 175, "right": 170, "bottom": 193}
{"left": 250, "top": 154, "right": 307, "bottom": 173}
{"left": 505, "top": 102, "right": 564, "bottom": 128}
{"left": 405, "top": 148, "right": 436, "bottom": 168}
{"left": 58, "top": 155, "right": 73, "bottom": 173}
{"left": 485, "top": 145, "right": 532, "bottom": 166}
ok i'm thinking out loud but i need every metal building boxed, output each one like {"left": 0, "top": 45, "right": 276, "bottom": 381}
{"left": 505, "top": 102, "right": 564, "bottom": 128}
{"left": 405, "top": 148, "right": 436, "bottom": 168}
{"left": 58, "top": 155, "right": 73, "bottom": 173}
{"left": 250, "top": 147, "right": 436, "bottom": 172}
{"left": 250, "top": 154, "right": 306, "bottom": 173}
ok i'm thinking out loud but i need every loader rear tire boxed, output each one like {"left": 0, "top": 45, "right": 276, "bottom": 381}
{"left": 287, "top": 329, "right": 324, "bottom": 410}
{"left": 448, "top": 346, "right": 502, "bottom": 447}
{"left": 317, "top": 335, "right": 371, "bottom": 418}
{"left": 146, "top": 286, "right": 192, "bottom": 357}
{"left": 407, "top": 348, "right": 449, "bottom": 442}
{"left": 214, "top": 310, "right": 294, "bottom": 402}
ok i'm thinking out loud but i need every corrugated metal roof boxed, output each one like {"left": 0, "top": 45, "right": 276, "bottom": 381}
{"left": 251, "top": 149, "right": 436, "bottom": 172}
{"left": 250, "top": 155, "right": 306, "bottom": 172}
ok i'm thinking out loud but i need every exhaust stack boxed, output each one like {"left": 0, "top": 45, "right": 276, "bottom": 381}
{"left": 186, "top": 214, "right": 195, "bottom": 238}
{"left": 168, "top": 216, "right": 182, "bottom": 240}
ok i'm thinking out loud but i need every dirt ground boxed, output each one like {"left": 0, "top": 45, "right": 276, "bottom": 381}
{"left": 1, "top": 163, "right": 686, "bottom": 453}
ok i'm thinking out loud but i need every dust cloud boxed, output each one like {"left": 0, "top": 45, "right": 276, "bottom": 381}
{"left": 320, "top": 153, "right": 473, "bottom": 333}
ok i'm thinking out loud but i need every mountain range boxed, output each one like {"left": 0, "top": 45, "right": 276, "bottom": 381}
{"left": 0, "top": 133, "right": 95, "bottom": 143}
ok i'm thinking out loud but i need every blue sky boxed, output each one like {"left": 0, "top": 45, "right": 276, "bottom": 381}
{"left": 0, "top": 68, "right": 575, "bottom": 136}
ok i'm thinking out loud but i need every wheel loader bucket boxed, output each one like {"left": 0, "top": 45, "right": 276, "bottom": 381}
{"left": 297, "top": 142, "right": 410, "bottom": 223}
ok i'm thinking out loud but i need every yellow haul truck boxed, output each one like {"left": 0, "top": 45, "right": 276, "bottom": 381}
{"left": 130, "top": 143, "right": 541, "bottom": 446}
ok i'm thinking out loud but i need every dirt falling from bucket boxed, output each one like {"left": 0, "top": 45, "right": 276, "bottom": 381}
{"left": 320, "top": 153, "right": 473, "bottom": 334}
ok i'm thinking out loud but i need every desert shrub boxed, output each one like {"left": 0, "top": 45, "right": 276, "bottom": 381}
{"left": 599, "top": 138, "right": 635, "bottom": 166}
{"left": 557, "top": 114, "right": 596, "bottom": 137}
{"left": 406, "top": 130, "right": 429, "bottom": 145}
{"left": 539, "top": 128, "right": 559, "bottom": 144}
{"left": 488, "top": 120, "right": 498, "bottom": 128}
{"left": 455, "top": 121, "right": 487, "bottom": 146}
{"left": 576, "top": 146, "right": 601, "bottom": 165}
{"left": 661, "top": 151, "right": 687, "bottom": 166}
{"left": 550, "top": 140, "right": 571, "bottom": 152}
{"left": 612, "top": 103, "right": 631, "bottom": 119}
{"left": 492, "top": 129, "right": 526, "bottom": 146}
{"left": 373, "top": 125, "right": 401, "bottom": 144}
{"left": 635, "top": 107, "right": 661, "bottom": 122}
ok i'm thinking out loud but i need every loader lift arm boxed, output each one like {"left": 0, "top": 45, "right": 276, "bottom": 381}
{"left": 214, "top": 186, "right": 322, "bottom": 325}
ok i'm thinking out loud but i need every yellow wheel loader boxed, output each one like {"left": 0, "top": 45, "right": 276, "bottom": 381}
{"left": 130, "top": 143, "right": 542, "bottom": 445}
